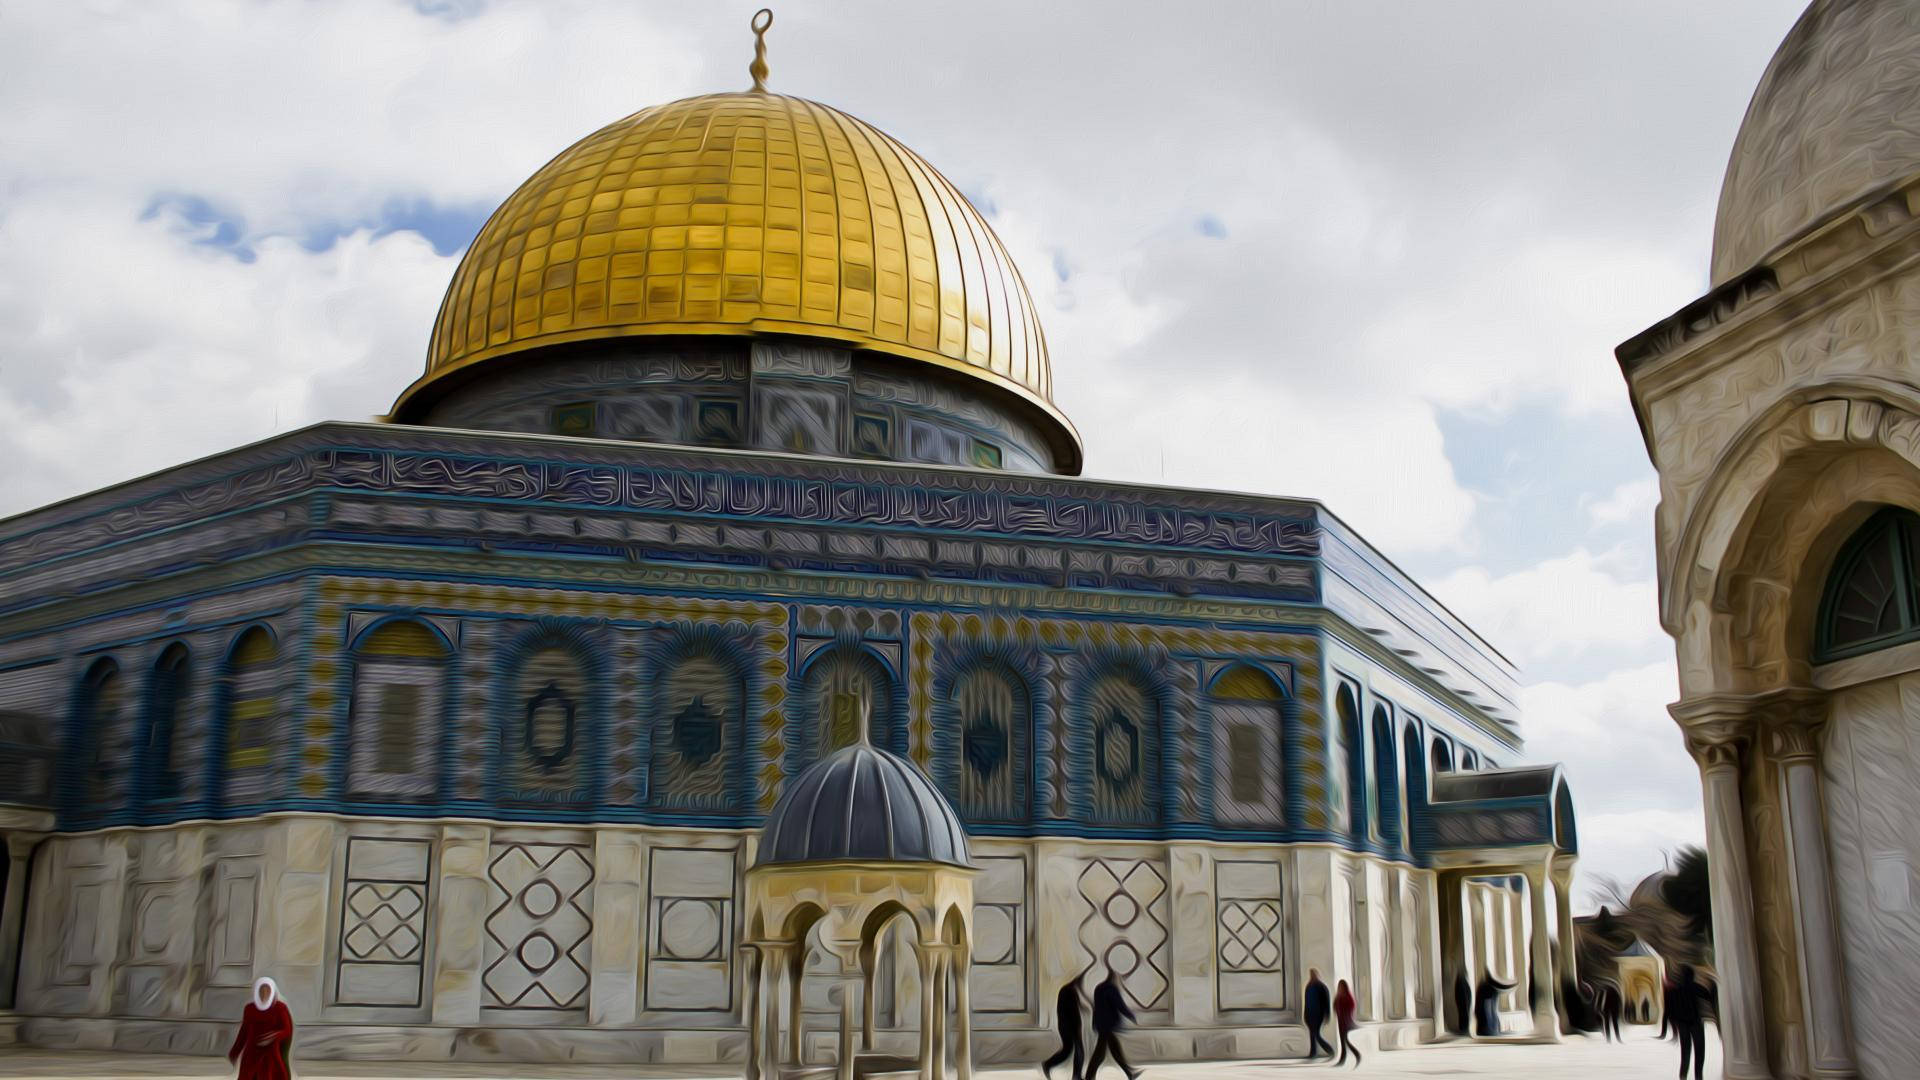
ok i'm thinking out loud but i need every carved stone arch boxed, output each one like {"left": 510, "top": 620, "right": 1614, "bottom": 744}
{"left": 343, "top": 615, "right": 453, "bottom": 803}
{"left": 1671, "top": 389, "right": 1920, "bottom": 692}
{"left": 796, "top": 640, "right": 903, "bottom": 764}
{"left": 209, "top": 623, "right": 281, "bottom": 810}
{"left": 63, "top": 656, "right": 124, "bottom": 817}
{"left": 931, "top": 641, "right": 1040, "bottom": 824}
{"left": 645, "top": 621, "right": 756, "bottom": 813}
{"left": 492, "top": 618, "right": 608, "bottom": 810}
{"left": 1067, "top": 648, "right": 1176, "bottom": 828}
{"left": 1206, "top": 663, "right": 1286, "bottom": 827}
{"left": 137, "top": 640, "right": 194, "bottom": 812}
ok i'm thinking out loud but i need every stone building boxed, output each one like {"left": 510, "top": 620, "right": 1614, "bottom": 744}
{"left": 0, "top": 18, "right": 1578, "bottom": 1065}
{"left": 1618, "top": 1, "right": 1920, "bottom": 1077}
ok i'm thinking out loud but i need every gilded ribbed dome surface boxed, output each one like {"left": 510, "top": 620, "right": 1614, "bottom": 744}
{"left": 398, "top": 91, "right": 1067, "bottom": 439}
{"left": 1713, "top": 0, "right": 1920, "bottom": 284}
{"left": 754, "top": 743, "right": 971, "bottom": 868}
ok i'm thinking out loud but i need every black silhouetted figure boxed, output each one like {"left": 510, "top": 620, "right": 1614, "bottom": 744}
{"left": 1474, "top": 972, "right": 1514, "bottom": 1036}
{"left": 1668, "top": 965, "right": 1715, "bottom": 1080}
{"left": 1452, "top": 971, "right": 1473, "bottom": 1036}
{"left": 1333, "top": 979, "right": 1360, "bottom": 1067}
{"left": 1303, "top": 968, "right": 1334, "bottom": 1059}
{"left": 1659, "top": 975, "right": 1676, "bottom": 1040}
{"left": 1599, "top": 982, "right": 1623, "bottom": 1042}
{"left": 1084, "top": 969, "right": 1140, "bottom": 1080}
{"left": 1042, "top": 972, "right": 1086, "bottom": 1080}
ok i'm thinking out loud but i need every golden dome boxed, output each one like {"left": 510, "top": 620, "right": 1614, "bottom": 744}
{"left": 395, "top": 90, "right": 1076, "bottom": 461}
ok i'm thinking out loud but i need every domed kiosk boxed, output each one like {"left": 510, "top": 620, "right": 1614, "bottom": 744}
{"left": 744, "top": 700, "right": 976, "bottom": 1080}
{"left": 1620, "top": 1, "right": 1920, "bottom": 1077}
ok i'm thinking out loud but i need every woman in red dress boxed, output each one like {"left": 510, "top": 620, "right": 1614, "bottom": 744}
{"left": 1333, "top": 978, "right": 1361, "bottom": 1067}
{"left": 228, "top": 977, "right": 294, "bottom": 1080}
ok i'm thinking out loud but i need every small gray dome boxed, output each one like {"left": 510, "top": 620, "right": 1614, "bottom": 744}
{"left": 755, "top": 743, "right": 971, "bottom": 868}
{"left": 1713, "top": 0, "right": 1920, "bottom": 283}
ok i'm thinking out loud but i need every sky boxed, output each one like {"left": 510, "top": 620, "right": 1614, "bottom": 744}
{"left": 0, "top": 0, "right": 1815, "bottom": 908}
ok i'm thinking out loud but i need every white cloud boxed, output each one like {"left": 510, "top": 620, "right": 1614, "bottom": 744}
{"left": 1520, "top": 660, "right": 1700, "bottom": 911}
{"left": 1430, "top": 549, "right": 1663, "bottom": 668}
{"left": 1586, "top": 475, "right": 1661, "bottom": 529}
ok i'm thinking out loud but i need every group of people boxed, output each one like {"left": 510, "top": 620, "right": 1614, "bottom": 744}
{"left": 1301, "top": 969, "right": 1364, "bottom": 1066}
{"left": 1577, "top": 965, "right": 1717, "bottom": 1079}
{"left": 1043, "top": 968, "right": 1144, "bottom": 1080}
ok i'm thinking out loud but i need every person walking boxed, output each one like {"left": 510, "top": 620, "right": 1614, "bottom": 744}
{"left": 1667, "top": 965, "right": 1715, "bottom": 1080}
{"left": 227, "top": 977, "right": 294, "bottom": 1080}
{"left": 1452, "top": 971, "right": 1473, "bottom": 1036}
{"left": 1333, "top": 978, "right": 1361, "bottom": 1068}
{"left": 1302, "top": 968, "right": 1334, "bottom": 1060}
{"left": 1084, "top": 968, "right": 1141, "bottom": 1080}
{"left": 1600, "top": 982, "right": 1624, "bottom": 1042}
{"left": 1042, "top": 971, "right": 1087, "bottom": 1080}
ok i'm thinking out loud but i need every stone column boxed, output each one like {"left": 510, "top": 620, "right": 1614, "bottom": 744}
{"left": 918, "top": 946, "right": 938, "bottom": 1080}
{"left": 1521, "top": 865, "right": 1558, "bottom": 1042}
{"left": 835, "top": 979, "right": 858, "bottom": 1080}
{"left": 1770, "top": 707, "right": 1858, "bottom": 1079}
{"left": 0, "top": 833, "right": 41, "bottom": 1012}
{"left": 743, "top": 946, "right": 764, "bottom": 1080}
{"left": 788, "top": 947, "right": 807, "bottom": 1067}
{"left": 1392, "top": 868, "right": 1419, "bottom": 1021}
{"left": 763, "top": 945, "right": 786, "bottom": 1078}
{"left": 1680, "top": 715, "right": 1771, "bottom": 1080}
{"left": 431, "top": 823, "right": 491, "bottom": 1025}
{"left": 1552, "top": 856, "right": 1577, "bottom": 991}
{"left": 954, "top": 950, "right": 973, "bottom": 1080}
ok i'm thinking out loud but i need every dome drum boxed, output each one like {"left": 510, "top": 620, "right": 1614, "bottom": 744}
{"left": 406, "top": 335, "right": 1070, "bottom": 472}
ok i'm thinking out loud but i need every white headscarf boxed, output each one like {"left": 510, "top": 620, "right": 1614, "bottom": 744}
{"left": 252, "top": 977, "right": 278, "bottom": 1009}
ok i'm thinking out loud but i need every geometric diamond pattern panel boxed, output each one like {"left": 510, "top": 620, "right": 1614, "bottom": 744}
{"left": 1075, "top": 857, "right": 1169, "bottom": 1012}
{"left": 335, "top": 837, "right": 432, "bottom": 1008}
{"left": 1218, "top": 900, "right": 1283, "bottom": 970}
{"left": 484, "top": 842, "right": 595, "bottom": 1011}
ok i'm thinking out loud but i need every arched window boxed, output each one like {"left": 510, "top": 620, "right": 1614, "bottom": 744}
{"left": 218, "top": 627, "right": 279, "bottom": 806}
{"left": 1370, "top": 706, "right": 1400, "bottom": 849}
{"left": 1083, "top": 666, "right": 1161, "bottom": 826}
{"left": 1334, "top": 684, "right": 1364, "bottom": 836}
{"left": 140, "top": 643, "right": 191, "bottom": 807}
{"left": 1402, "top": 720, "right": 1427, "bottom": 852}
{"left": 950, "top": 662, "right": 1030, "bottom": 822}
{"left": 1461, "top": 748, "right": 1481, "bottom": 771}
{"left": 651, "top": 641, "right": 746, "bottom": 812}
{"left": 1817, "top": 506, "right": 1920, "bottom": 660}
{"left": 501, "top": 634, "right": 596, "bottom": 805}
{"left": 1430, "top": 738, "right": 1454, "bottom": 775}
{"left": 69, "top": 658, "right": 125, "bottom": 811}
{"left": 1210, "top": 665, "right": 1284, "bottom": 826}
{"left": 800, "top": 647, "right": 896, "bottom": 763}
{"left": 346, "top": 619, "right": 449, "bottom": 800}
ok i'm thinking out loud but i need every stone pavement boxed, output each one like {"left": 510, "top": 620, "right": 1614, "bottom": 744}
{"left": 0, "top": 1029, "right": 1715, "bottom": 1079}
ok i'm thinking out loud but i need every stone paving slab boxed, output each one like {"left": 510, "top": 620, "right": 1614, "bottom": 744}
{"left": 0, "top": 1030, "right": 1717, "bottom": 1079}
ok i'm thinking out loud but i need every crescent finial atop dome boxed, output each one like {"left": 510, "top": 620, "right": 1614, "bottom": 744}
{"left": 748, "top": 8, "right": 773, "bottom": 93}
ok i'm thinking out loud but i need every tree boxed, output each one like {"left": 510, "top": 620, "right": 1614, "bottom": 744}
{"left": 1662, "top": 844, "right": 1712, "bottom": 941}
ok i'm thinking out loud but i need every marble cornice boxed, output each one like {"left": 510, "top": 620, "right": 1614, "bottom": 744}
{"left": 1617, "top": 172, "right": 1920, "bottom": 434}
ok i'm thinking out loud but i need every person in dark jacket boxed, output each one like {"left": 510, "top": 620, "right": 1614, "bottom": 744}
{"left": 1084, "top": 969, "right": 1141, "bottom": 1080}
{"left": 1667, "top": 965, "right": 1715, "bottom": 1080}
{"left": 1042, "top": 971, "right": 1087, "bottom": 1080}
{"left": 1452, "top": 971, "right": 1473, "bottom": 1036}
{"left": 1598, "top": 982, "right": 1624, "bottom": 1042}
{"left": 1474, "top": 972, "right": 1515, "bottom": 1036}
{"left": 1303, "top": 968, "right": 1334, "bottom": 1059}
{"left": 1333, "top": 978, "right": 1361, "bottom": 1067}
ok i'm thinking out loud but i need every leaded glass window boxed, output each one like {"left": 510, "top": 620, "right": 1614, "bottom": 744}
{"left": 347, "top": 619, "right": 448, "bottom": 799}
{"left": 1210, "top": 665, "right": 1284, "bottom": 826}
{"left": 652, "top": 649, "right": 744, "bottom": 811}
{"left": 222, "top": 627, "right": 278, "bottom": 804}
{"left": 802, "top": 648, "right": 895, "bottom": 762}
{"left": 1370, "top": 707, "right": 1401, "bottom": 848}
{"left": 1085, "top": 669, "right": 1159, "bottom": 826}
{"left": 1818, "top": 507, "right": 1920, "bottom": 660}
{"left": 1333, "top": 685, "right": 1363, "bottom": 836}
{"left": 142, "top": 643, "right": 191, "bottom": 804}
{"left": 952, "top": 664, "right": 1029, "bottom": 821}
{"left": 72, "top": 659, "right": 124, "bottom": 808}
